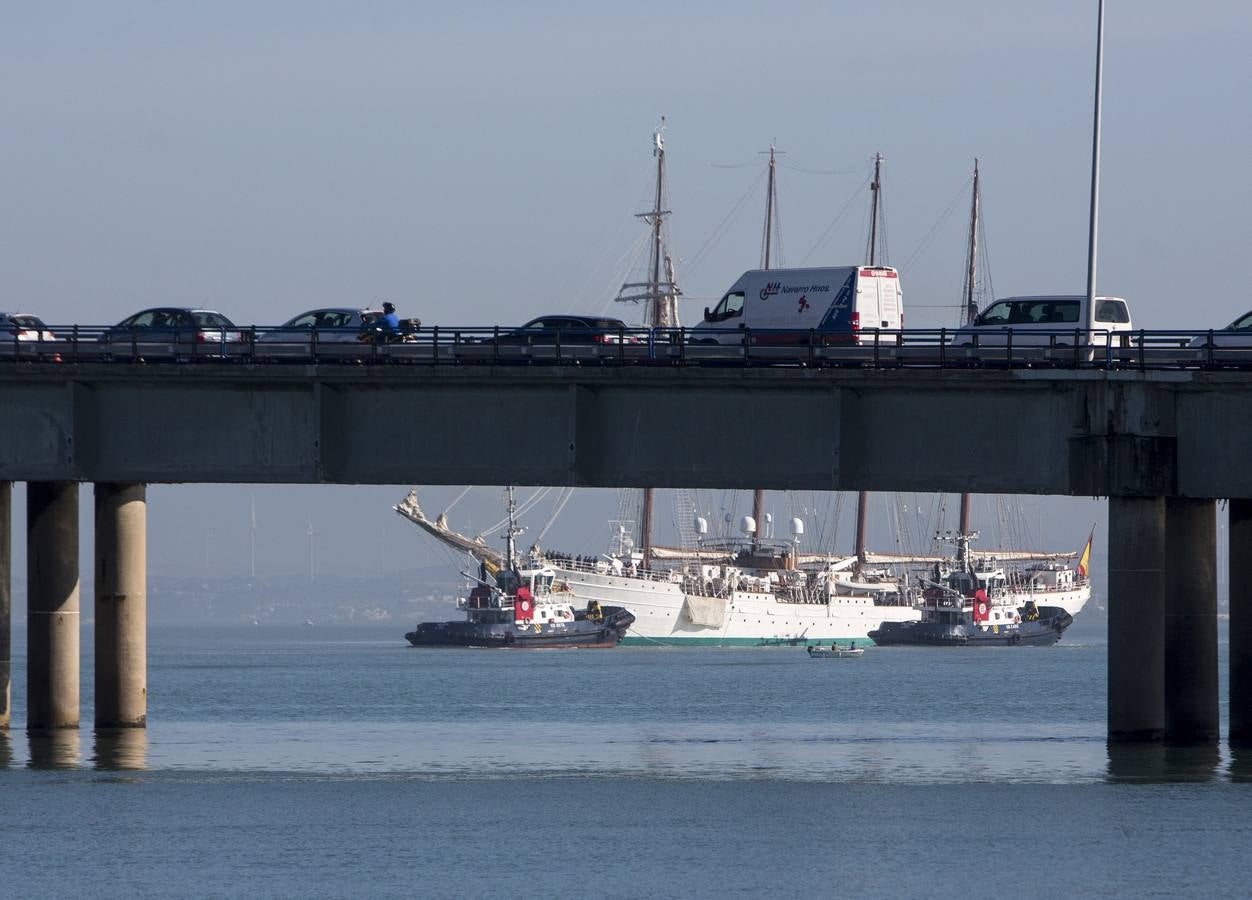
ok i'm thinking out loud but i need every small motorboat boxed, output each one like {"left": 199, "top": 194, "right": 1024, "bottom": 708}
{"left": 806, "top": 645, "right": 865, "bottom": 659}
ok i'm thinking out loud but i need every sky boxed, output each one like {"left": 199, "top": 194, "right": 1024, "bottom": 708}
{"left": 1, "top": 1, "right": 1248, "bottom": 586}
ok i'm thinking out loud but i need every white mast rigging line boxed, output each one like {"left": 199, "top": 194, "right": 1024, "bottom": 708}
{"left": 799, "top": 173, "right": 872, "bottom": 266}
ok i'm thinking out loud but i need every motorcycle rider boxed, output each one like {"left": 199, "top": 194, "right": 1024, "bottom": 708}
{"left": 378, "top": 301, "right": 400, "bottom": 335}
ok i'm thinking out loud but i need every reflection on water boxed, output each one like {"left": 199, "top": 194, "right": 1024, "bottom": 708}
{"left": 27, "top": 729, "right": 81, "bottom": 769}
{"left": 93, "top": 728, "right": 148, "bottom": 771}
{"left": 0, "top": 730, "right": 12, "bottom": 768}
{"left": 1229, "top": 745, "right": 1252, "bottom": 783}
{"left": 1106, "top": 742, "right": 1223, "bottom": 784}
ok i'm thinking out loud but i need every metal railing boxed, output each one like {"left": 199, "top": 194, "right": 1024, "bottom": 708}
{"left": 5, "top": 324, "right": 1252, "bottom": 371}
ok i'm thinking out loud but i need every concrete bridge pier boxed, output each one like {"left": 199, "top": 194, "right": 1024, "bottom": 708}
{"left": 1163, "top": 498, "right": 1219, "bottom": 744}
{"left": 1, "top": 482, "right": 10, "bottom": 729}
{"left": 1107, "top": 497, "right": 1166, "bottom": 741}
{"left": 26, "top": 481, "right": 80, "bottom": 730}
{"left": 94, "top": 483, "right": 147, "bottom": 728}
{"left": 1230, "top": 499, "right": 1252, "bottom": 747}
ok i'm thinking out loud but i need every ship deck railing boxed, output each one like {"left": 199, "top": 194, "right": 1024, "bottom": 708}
{"left": 541, "top": 555, "right": 676, "bottom": 583}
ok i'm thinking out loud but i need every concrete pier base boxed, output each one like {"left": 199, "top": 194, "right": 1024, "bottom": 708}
{"left": 1108, "top": 497, "right": 1166, "bottom": 741}
{"left": 26, "top": 481, "right": 80, "bottom": 730}
{"left": 1231, "top": 499, "right": 1252, "bottom": 747}
{"left": 94, "top": 483, "right": 147, "bottom": 728}
{"left": 1, "top": 482, "right": 10, "bottom": 729}
{"left": 1164, "top": 498, "right": 1219, "bottom": 744}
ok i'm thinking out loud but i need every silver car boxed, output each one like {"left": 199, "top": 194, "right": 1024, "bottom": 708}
{"left": 1, "top": 311, "right": 59, "bottom": 359}
{"left": 1189, "top": 310, "right": 1252, "bottom": 348}
{"left": 257, "top": 307, "right": 382, "bottom": 347}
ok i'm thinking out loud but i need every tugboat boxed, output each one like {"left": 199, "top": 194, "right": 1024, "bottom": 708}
{"left": 868, "top": 532, "right": 1073, "bottom": 647}
{"left": 405, "top": 488, "right": 635, "bottom": 649}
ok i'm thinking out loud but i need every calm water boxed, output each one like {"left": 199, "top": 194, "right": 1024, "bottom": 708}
{"left": 2, "top": 617, "right": 1249, "bottom": 898}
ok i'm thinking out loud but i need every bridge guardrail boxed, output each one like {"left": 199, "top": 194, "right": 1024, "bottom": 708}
{"left": 4, "top": 325, "right": 1252, "bottom": 370}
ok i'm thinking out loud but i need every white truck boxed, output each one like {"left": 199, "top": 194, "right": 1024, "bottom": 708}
{"left": 690, "top": 266, "right": 903, "bottom": 344}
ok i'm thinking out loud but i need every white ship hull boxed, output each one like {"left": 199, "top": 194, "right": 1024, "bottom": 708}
{"left": 552, "top": 565, "right": 919, "bottom": 646}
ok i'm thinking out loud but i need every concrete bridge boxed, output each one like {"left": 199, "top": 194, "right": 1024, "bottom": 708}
{"left": 0, "top": 362, "right": 1249, "bottom": 746}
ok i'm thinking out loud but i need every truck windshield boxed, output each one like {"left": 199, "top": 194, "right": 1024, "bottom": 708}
{"left": 707, "top": 292, "right": 744, "bottom": 322}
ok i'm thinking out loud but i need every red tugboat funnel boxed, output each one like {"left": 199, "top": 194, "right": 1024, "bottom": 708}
{"left": 514, "top": 587, "right": 534, "bottom": 622}
{"left": 972, "top": 589, "right": 990, "bottom": 623}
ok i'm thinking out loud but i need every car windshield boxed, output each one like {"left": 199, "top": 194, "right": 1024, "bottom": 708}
{"left": 315, "top": 312, "right": 354, "bottom": 328}
{"left": 10, "top": 315, "right": 47, "bottom": 329}
{"left": 974, "top": 300, "right": 1080, "bottom": 326}
{"left": 192, "top": 312, "right": 234, "bottom": 328}
{"left": 1227, "top": 311, "right": 1252, "bottom": 331}
{"left": 121, "top": 310, "right": 184, "bottom": 328}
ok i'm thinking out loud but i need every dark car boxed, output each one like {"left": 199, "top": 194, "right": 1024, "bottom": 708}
{"left": 99, "top": 307, "right": 244, "bottom": 359}
{"left": 492, "top": 315, "right": 640, "bottom": 345}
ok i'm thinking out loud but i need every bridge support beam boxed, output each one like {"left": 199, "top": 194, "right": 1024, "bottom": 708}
{"left": 1230, "top": 499, "right": 1252, "bottom": 747}
{"left": 26, "top": 481, "right": 79, "bottom": 730}
{"left": 1108, "top": 497, "right": 1166, "bottom": 741}
{"left": 1164, "top": 498, "right": 1219, "bottom": 744}
{"left": 94, "top": 483, "right": 147, "bottom": 728}
{"left": 1, "top": 482, "right": 10, "bottom": 729}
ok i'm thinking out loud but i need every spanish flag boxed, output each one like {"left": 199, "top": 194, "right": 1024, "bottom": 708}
{"left": 1076, "top": 528, "right": 1094, "bottom": 577}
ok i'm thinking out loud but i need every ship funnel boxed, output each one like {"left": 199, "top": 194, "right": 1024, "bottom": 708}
{"left": 741, "top": 515, "right": 757, "bottom": 536}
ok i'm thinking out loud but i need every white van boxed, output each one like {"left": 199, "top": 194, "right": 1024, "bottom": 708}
{"left": 690, "top": 266, "right": 903, "bottom": 345}
{"left": 951, "top": 295, "right": 1134, "bottom": 347}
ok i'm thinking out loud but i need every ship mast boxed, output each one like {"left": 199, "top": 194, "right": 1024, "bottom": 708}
{"left": 751, "top": 145, "right": 780, "bottom": 545}
{"left": 854, "top": 153, "right": 885, "bottom": 568}
{"left": 504, "top": 485, "right": 521, "bottom": 569}
{"left": 962, "top": 160, "right": 981, "bottom": 329}
{"left": 616, "top": 120, "right": 681, "bottom": 566}
{"left": 957, "top": 160, "right": 981, "bottom": 558}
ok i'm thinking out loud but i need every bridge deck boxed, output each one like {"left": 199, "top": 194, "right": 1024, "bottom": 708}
{"left": 2, "top": 363, "right": 1249, "bottom": 497}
